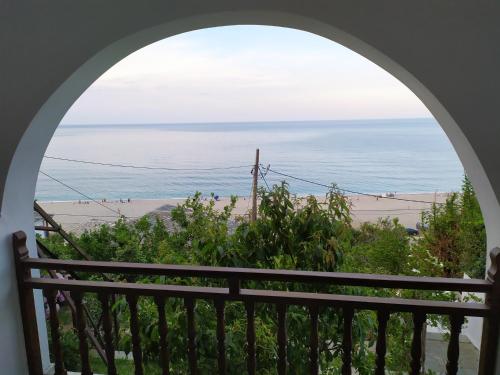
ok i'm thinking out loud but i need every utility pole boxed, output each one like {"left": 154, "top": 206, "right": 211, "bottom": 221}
{"left": 251, "top": 148, "right": 260, "bottom": 222}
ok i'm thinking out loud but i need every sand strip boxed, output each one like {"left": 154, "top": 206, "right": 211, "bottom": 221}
{"left": 36, "top": 193, "right": 450, "bottom": 234}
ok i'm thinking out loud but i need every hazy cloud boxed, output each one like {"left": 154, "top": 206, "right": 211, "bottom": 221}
{"left": 62, "top": 26, "right": 430, "bottom": 124}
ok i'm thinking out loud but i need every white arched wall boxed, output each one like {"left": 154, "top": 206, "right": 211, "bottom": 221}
{"left": 1, "top": 2, "right": 500, "bottom": 374}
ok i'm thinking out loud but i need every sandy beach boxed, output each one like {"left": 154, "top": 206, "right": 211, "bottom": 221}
{"left": 37, "top": 192, "right": 450, "bottom": 234}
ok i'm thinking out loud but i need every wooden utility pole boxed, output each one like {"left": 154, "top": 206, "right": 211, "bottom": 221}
{"left": 251, "top": 149, "right": 260, "bottom": 222}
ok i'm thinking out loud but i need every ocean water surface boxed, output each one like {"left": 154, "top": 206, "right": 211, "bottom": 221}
{"left": 36, "top": 119, "right": 464, "bottom": 201}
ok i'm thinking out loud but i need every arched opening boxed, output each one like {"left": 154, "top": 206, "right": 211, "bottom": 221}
{"left": 38, "top": 25, "right": 459, "bottom": 201}
{"left": 33, "top": 27, "right": 486, "bottom": 372}
{"left": 35, "top": 24, "right": 471, "bottom": 252}
{"left": 6, "top": 13, "right": 498, "bottom": 242}
{"left": 2, "top": 9, "right": 499, "bottom": 375}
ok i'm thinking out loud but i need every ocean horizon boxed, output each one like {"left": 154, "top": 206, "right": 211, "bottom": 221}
{"left": 36, "top": 118, "right": 464, "bottom": 201}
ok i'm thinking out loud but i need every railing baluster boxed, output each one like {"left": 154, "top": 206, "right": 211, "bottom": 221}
{"left": 99, "top": 293, "right": 117, "bottom": 375}
{"left": 410, "top": 312, "right": 426, "bottom": 375}
{"left": 309, "top": 305, "right": 319, "bottom": 375}
{"left": 71, "top": 291, "right": 92, "bottom": 375}
{"left": 215, "top": 299, "right": 226, "bottom": 375}
{"left": 245, "top": 301, "right": 256, "bottom": 375}
{"left": 185, "top": 298, "right": 198, "bottom": 375}
{"left": 341, "top": 307, "right": 354, "bottom": 375}
{"left": 228, "top": 277, "right": 240, "bottom": 295}
{"left": 155, "top": 296, "right": 170, "bottom": 375}
{"left": 479, "top": 247, "right": 500, "bottom": 375}
{"left": 446, "top": 314, "right": 465, "bottom": 375}
{"left": 126, "top": 294, "right": 144, "bottom": 375}
{"left": 45, "top": 289, "right": 66, "bottom": 375}
{"left": 111, "top": 294, "right": 120, "bottom": 347}
{"left": 277, "top": 303, "right": 287, "bottom": 375}
{"left": 375, "top": 310, "right": 390, "bottom": 375}
{"left": 13, "top": 231, "right": 43, "bottom": 375}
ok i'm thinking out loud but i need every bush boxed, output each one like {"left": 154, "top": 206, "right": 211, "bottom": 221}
{"left": 40, "top": 179, "right": 484, "bottom": 373}
{"left": 419, "top": 175, "right": 486, "bottom": 278}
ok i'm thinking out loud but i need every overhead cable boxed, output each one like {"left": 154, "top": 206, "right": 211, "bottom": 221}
{"left": 44, "top": 156, "right": 253, "bottom": 171}
{"left": 264, "top": 166, "right": 443, "bottom": 205}
{"left": 39, "top": 171, "right": 126, "bottom": 217}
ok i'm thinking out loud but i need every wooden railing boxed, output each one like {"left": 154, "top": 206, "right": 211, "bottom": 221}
{"left": 13, "top": 231, "right": 500, "bottom": 375}
{"left": 36, "top": 240, "right": 109, "bottom": 365}
{"left": 35, "top": 201, "right": 119, "bottom": 363}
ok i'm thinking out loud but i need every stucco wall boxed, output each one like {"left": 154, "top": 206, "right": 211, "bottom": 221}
{"left": 1, "top": 1, "right": 499, "bottom": 373}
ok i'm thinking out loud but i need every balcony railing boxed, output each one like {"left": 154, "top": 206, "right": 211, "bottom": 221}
{"left": 13, "top": 231, "right": 500, "bottom": 375}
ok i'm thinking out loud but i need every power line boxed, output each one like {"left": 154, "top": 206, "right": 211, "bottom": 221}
{"left": 246, "top": 176, "right": 254, "bottom": 213}
{"left": 44, "top": 155, "right": 432, "bottom": 191}
{"left": 44, "top": 156, "right": 253, "bottom": 171}
{"left": 42, "top": 155, "right": 443, "bottom": 205}
{"left": 39, "top": 171, "right": 126, "bottom": 217}
{"left": 351, "top": 211, "right": 419, "bottom": 216}
{"left": 351, "top": 208, "right": 425, "bottom": 212}
{"left": 264, "top": 167, "right": 443, "bottom": 205}
{"left": 259, "top": 167, "right": 271, "bottom": 191}
{"left": 42, "top": 212, "right": 141, "bottom": 219}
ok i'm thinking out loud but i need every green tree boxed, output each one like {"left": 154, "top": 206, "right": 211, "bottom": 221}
{"left": 419, "top": 175, "right": 486, "bottom": 278}
{"left": 40, "top": 181, "right": 471, "bottom": 374}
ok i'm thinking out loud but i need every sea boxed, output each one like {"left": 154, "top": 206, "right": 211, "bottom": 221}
{"left": 35, "top": 118, "right": 464, "bottom": 201}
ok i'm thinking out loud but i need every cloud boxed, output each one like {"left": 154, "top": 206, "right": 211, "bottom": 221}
{"left": 62, "top": 26, "right": 430, "bottom": 124}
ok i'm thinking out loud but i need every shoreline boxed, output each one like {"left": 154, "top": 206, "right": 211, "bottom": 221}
{"left": 35, "top": 191, "right": 454, "bottom": 203}
{"left": 36, "top": 192, "right": 450, "bottom": 234}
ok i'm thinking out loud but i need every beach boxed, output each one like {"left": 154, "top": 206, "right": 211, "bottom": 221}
{"left": 37, "top": 192, "right": 449, "bottom": 234}
{"left": 35, "top": 120, "right": 461, "bottom": 234}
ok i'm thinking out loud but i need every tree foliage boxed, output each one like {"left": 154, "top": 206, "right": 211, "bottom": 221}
{"left": 41, "top": 179, "right": 485, "bottom": 373}
{"left": 419, "top": 176, "right": 486, "bottom": 278}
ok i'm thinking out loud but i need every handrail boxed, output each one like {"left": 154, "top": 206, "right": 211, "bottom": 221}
{"left": 22, "top": 257, "right": 492, "bottom": 293}
{"left": 36, "top": 240, "right": 108, "bottom": 365}
{"left": 25, "top": 277, "right": 491, "bottom": 317}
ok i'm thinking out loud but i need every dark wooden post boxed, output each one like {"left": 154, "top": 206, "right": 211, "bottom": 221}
{"left": 110, "top": 293, "right": 120, "bottom": 347}
{"left": 155, "top": 296, "right": 170, "bottom": 375}
{"left": 245, "top": 301, "right": 256, "bottom": 375}
{"left": 98, "top": 293, "right": 117, "bottom": 375}
{"left": 277, "top": 303, "right": 288, "bottom": 375}
{"left": 228, "top": 277, "right": 240, "bottom": 296}
{"left": 410, "top": 312, "right": 426, "bottom": 375}
{"left": 126, "top": 294, "right": 144, "bottom": 375}
{"left": 45, "top": 289, "right": 67, "bottom": 375}
{"left": 479, "top": 247, "right": 500, "bottom": 375}
{"left": 309, "top": 305, "right": 319, "bottom": 375}
{"left": 375, "top": 310, "right": 389, "bottom": 375}
{"left": 185, "top": 298, "right": 198, "bottom": 375}
{"left": 72, "top": 291, "right": 93, "bottom": 375}
{"left": 215, "top": 298, "right": 226, "bottom": 375}
{"left": 13, "top": 231, "right": 43, "bottom": 375}
{"left": 446, "top": 314, "right": 465, "bottom": 375}
{"left": 341, "top": 307, "right": 354, "bottom": 375}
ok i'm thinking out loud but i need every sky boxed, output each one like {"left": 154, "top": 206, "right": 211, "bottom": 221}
{"left": 62, "top": 26, "right": 431, "bottom": 124}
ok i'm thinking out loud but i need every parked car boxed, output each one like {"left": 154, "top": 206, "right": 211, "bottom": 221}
{"left": 406, "top": 227, "right": 419, "bottom": 236}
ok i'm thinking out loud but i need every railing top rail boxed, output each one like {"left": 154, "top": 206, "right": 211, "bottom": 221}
{"left": 25, "top": 277, "right": 491, "bottom": 317}
{"left": 23, "top": 257, "right": 492, "bottom": 293}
